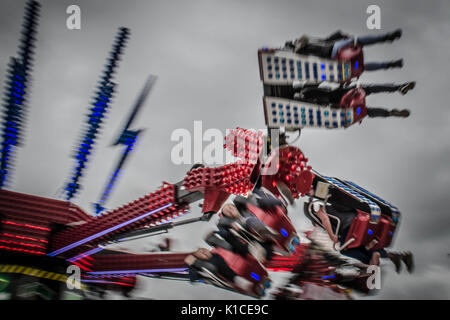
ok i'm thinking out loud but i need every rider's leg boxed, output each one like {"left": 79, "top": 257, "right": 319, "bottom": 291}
{"left": 369, "top": 251, "right": 381, "bottom": 266}
{"left": 367, "top": 107, "right": 410, "bottom": 118}
{"left": 209, "top": 253, "right": 253, "bottom": 291}
{"left": 297, "top": 87, "right": 340, "bottom": 104}
{"left": 364, "top": 59, "right": 403, "bottom": 71}
{"left": 362, "top": 82, "right": 415, "bottom": 95}
{"left": 244, "top": 215, "right": 277, "bottom": 240}
{"left": 340, "top": 247, "right": 371, "bottom": 265}
{"left": 386, "top": 251, "right": 403, "bottom": 273}
{"left": 355, "top": 29, "right": 402, "bottom": 46}
{"left": 221, "top": 203, "right": 240, "bottom": 219}
{"left": 208, "top": 228, "right": 249, "bottom": 256}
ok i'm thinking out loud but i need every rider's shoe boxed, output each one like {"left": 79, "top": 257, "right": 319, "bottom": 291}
{"left": 399, "top": 82, "right": 415, "bottom": 95}
{"left": 387, "top": 59, "right": 403, "bottom": 69}
{"left": 385, "top": 29, "right": 402, "bottom": 42}
{"left": 388, "top": 253, "right": 403, "bottom": 273}
{"left": 401, "top": 251, "right": 414, "bottom": 273}
{"left": 389, "top": 109, "right": 410, "bottom": 118}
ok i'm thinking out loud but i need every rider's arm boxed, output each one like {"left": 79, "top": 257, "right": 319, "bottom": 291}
{"left": 316, "top": 206, "right": 338, "bottom": 243}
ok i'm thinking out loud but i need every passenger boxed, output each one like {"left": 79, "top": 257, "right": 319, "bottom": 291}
{"left": 304, "top": 191, "right": 414, "bottom": 272}
{"left": 205, "top": 202, "right": 275, "bottom": 262}
{"left": 184, "top": 248, "right": 254, "bottom": 292}
{"left": 267, "top": 81, "right": 414, "bottom": 118}
{"left": 283, "top": 29, "right": 403, "bottom": 72}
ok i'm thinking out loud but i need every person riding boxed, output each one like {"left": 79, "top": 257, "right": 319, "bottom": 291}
{"left": 304, "top": 189, "right": 414, "bottom": 273}
{"left": 184, "top": 247, "right": 255, "bottom": 292}
{"left": 283, "top": 29, "right": 403, "bottom": 72}
{"left": 265, "top": 80, "right": 415, "bottom": 118}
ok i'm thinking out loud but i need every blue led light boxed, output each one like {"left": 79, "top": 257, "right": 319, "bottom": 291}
{"left": 356, "top": 107, "right": 361, "bottom": 115}
{"left": 63, "top": 28, "right": 129, "bottom": 200}
{"left": 251, "top": 272, "right": 260, "bottom": 281}
{"left": 354, "top": 61, "right": 358, "bottom": 70}
{"left": 280, "top": 228, "right": 288, "bottom": 237}
{"left": 0, "top": 3, "right": 40, "bottom": 188}
{"left": 368, "top": 229, "right": 373, "bottom": 235}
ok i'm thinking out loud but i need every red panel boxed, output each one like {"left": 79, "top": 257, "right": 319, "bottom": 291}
{"left": 344, "top": 210, "right": 370, "bottom": 249}
{"left": 212, "top": 246, "right": 268, "bottom": 296}
{"left": 246, "top": 203, "right": 297, "bottom": 255}
{"left": 202, "top": 189, "right": 230, "bottom": 213}
{"left": 339, "top": 87, "right": 367, "bottom": 125}
{"left": 336, "top": 44, "right": 364, "bottom": 79}
{"left": 344, "top": 210, "right": 397, "bottom": 251}
{"left": 365, "top": 215, "right": 396, "bottom": 250}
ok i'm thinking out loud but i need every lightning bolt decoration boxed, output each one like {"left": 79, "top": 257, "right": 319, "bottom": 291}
{"left": 63, "top": 27, "right": 130, "bottom": 201}
{"left": 93, "top": 75, "right": 157, "bottom": 214}
{"left": 0, "top": 0, "right": 41, "bottom": 188}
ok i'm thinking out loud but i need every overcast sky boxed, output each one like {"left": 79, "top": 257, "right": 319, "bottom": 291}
{"left": 0, "top": 0, "right": 449, "bottom": 299}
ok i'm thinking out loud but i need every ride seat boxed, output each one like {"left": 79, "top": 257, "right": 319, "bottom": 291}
{"left": 337, "top": 44, "right": 364, "bottom": 79}
{"left": 339, "top": 87, "right": 367, "bottom": 125}
{"left": 211, "top": 246, "right": 269, "bottom": 297}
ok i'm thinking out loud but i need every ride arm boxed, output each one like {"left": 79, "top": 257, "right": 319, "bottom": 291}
{"left": 106, "top": 212, "right": 214, "bottom": 244}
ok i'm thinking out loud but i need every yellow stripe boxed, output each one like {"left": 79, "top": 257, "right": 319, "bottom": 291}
{"left": 16, "top": 266, "right": 25, "bottom": 274}
{"left": 37, "top": 271, "right": 46, "bottom": 278}
{"left": 29, "top": 268, "right": 39, "bottom": 276}
{"left": 0, "top": 264, "right": 88, "bottom": 290}
{"left": 8, "top": 265, "right": 17, "bottom": 273}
